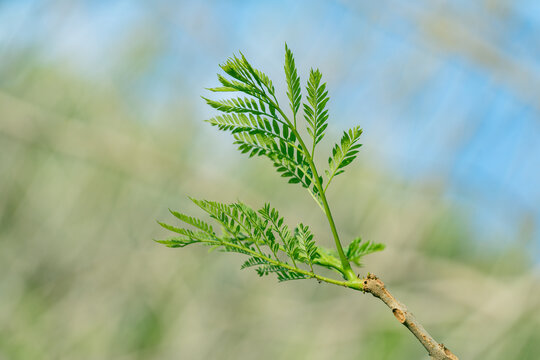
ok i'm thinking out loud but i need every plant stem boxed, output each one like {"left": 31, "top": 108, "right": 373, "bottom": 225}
{"left": 220, "top": 238, "right": 362, "bottom": 290}
{"left": 362, "top": 274, "right": 459, "bottom": 360}
{"left": 315, "top": 180, "right": 356, "bottom": 280}
{"left": 275, "top": 106, "right": 355, "bottom": 281}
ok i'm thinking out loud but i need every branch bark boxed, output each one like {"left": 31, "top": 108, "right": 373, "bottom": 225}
{"left": 362, "top": 274, "right": 458, "bottom": 360}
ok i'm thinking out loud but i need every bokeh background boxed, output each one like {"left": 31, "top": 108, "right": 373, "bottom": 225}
{"left": 1, "top": 1, "right": 539, "bottom": 359}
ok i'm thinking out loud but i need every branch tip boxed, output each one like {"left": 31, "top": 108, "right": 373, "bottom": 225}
{"left": 362, "top": 274, "right": 458, "bottom": 360}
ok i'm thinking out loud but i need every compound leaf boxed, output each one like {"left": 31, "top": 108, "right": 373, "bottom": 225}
{"left": 346, "top": 237, "right": 385, "bottom": 266}
{"left": 284, "top": 43, "right": 302, "bottom": 118}
{"left": 325, "top": 126, "right": 363, "bottom": 190}
{"left": 304, "top": 69, "right": 330, "bottom": 152}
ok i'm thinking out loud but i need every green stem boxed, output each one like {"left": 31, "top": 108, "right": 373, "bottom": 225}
{"left": 220, "top": 238, "right": 362, "bottom": 290}
{"left": 307, "top": 159, "right": 355, "bottom": 280}
{"left": 275, "top": 107, "right": 356, "bottom": 281}
{"left": 185, "top": 232, "right": 362, "bottom": 289}
{"left": 308, "top": 189, "right": 325, "bottom": 212}
{"left": 323, "top": 170, "right": 339, "bottom": 193}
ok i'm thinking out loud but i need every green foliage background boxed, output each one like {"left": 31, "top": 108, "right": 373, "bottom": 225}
{"left": 1, "top": 1, "right": 539, "bottom": 359}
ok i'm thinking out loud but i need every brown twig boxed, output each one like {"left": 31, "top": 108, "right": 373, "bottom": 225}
{"left": 362, "top": 274, "right": 459, "bottom": 360}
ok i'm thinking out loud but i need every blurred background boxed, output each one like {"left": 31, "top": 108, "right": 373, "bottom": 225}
{"left": 1, "top": 1, "right": 539, "bottom": 359}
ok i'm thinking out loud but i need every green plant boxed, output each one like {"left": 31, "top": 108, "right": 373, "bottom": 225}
{"left": 156, "top": 44, "right": 458, "bottom": 360}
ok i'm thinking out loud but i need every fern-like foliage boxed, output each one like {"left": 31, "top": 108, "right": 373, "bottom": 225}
{"left": 156, "top": 199, "right": 333, "bottom": 282}
{"left": 284, "top": 43, "right": 301, "bottom": 123}
{"left": 325, "top": 126, "right": 363, "bottom": 191}
{"left": 295, "top": 224, "right": 319, "bottom": 272}
{"left": 345, "top": 237, "right": 385, "bottom": 267}
{"left": 313, "top": 237, "right": 385, "bottom": 269}
{"left": 304, "top": 68, "right": 330, "bottom": 155}
{"left": 157, "top": 44, "right": 384, "bottom": 287}
{"left": 205, "top": 50, "right": 323, "bottom": 204}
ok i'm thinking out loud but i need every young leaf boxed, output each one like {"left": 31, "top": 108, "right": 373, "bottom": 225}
{"left": 284, "top": 43, "right": 301, "bottom": 120}
{"left": 295, "top": 223, "right": 319, "bottom": 271}
{"left": 154, "top": 238, "right": 199, "bottom": 248}
{"left": 158, "top": 45, "right": 385, "bottom": 287}
{"left": 203, "top": 96, "right": 271, "bottom": 118}
{"left": 303, "top": 69, "right": 330, "bottom": 153}
{"left": 258, "top": 203, "right": 301, "bottom": 266}
{"left": 241, "top": 256, "right": 270, "bottom": 269}
{"left": 169, "top": 209, "right": 214, "bottom": 235}
{"left": 325, "top": 126, "right": 363, "bottom": 191}
{"left": 203, "top": 49, "right": 329, "bottom": 207}
{"left": 276, "top": 269, "right": 308, "bottom": 282}
{"left": 157, "top": 221, "right": 193, "bottom": 237}
{"left": 239, "top": 52, "right": 276, "bottom": 96}
{"left": 256, "top": 264, "right": 285, "bottom": 277}
{"left": 346, "top": 237, "right": 385, "bottom": 266}
{"left": 219, "top": 53, "right": 275, "bottom": 98}
{"left": 206, "top": 113, "right": 296, "bottom": 156}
